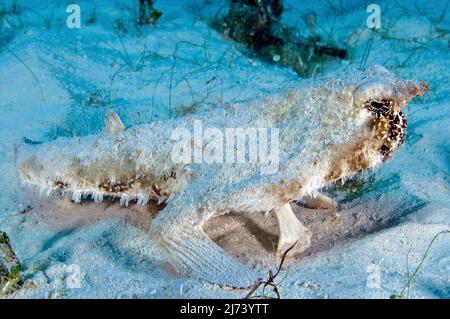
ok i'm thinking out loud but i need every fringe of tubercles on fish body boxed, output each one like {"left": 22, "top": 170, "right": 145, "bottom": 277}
{"left": 19, "top": 179, "right": 159, "bottom": 207}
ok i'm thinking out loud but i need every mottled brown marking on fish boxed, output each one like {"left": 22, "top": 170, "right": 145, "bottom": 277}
{"left": 365, "top": 99, "right": 407, "bottom": 162}
{"left": 325, "top": 164, "right": 343, "bottom": 182}
{"left": 99, "top": 179, "right": 134, "bottom": 193}
{"left": 53, "top": 180, "right": 69, "bottom": 189}
{"left": 268, "top": 179, "right": 302, "bottom": 203}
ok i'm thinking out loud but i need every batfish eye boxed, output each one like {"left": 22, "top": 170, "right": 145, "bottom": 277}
{"left": 371, "top": 101, "right": 384, "bottom": 109}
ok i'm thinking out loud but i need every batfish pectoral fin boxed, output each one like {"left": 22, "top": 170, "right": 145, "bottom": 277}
{"left": 149, "top": 207, "right": 259, "bottom": 288}
{"left": 104, "top": 111, "right": 125, "bottom": 136}
{"left": 273, "top": 203, "right": 311, "bottom": 260}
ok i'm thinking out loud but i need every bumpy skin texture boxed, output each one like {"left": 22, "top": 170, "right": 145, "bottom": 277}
{"left": 16, "top": 66, "right": 428, "bottom": 286}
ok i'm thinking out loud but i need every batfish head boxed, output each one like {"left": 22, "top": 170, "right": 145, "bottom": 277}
{"left": 324, "top": 66, "right": 429, "bottom": 184}
{"left": 353, "top": 65, "right": 429, "bottom": 163}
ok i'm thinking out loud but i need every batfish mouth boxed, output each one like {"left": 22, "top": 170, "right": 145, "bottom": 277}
{"left": 364, "top": 98, "right": 407, "bottom": 161}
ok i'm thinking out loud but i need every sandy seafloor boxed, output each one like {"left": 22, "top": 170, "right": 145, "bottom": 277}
{"left": 0, "top": 0, "right": 449, "bottom": 298}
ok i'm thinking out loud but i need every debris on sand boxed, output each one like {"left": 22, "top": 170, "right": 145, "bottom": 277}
{"left": 212, "top": 0, "right": 347, "bottom": 76}
{"left": 0, "top": 231, "right": 23, "bottom": 296}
